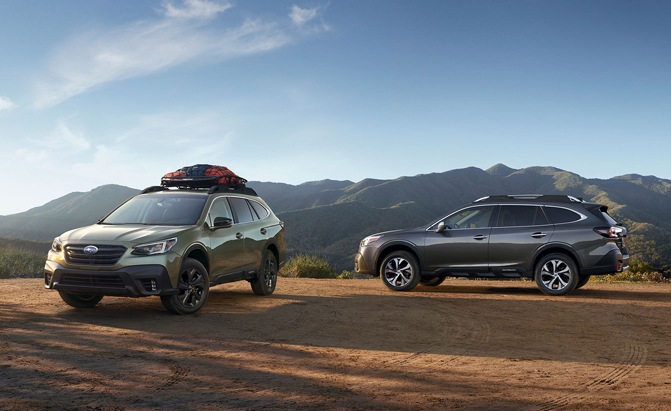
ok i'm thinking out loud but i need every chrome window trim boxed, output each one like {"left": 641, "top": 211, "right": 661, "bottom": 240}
{"left": 425, "top": 204, "right": 497, "bottom": 231}
{"left": 543, "top": 205, "right": 587, "bottom": 224}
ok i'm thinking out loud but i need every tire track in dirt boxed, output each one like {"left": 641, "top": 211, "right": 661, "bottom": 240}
{"left": 382, "top": 296, "right": 492, "bottom": 367}
{"left": 154, "top": 364, "right": 191, "bottom": 392}
{"left": 248, "top": 299, "right": 340, "bottom": 343}
{"left": 534, "top": 341, "right": 648, "bottom": 411}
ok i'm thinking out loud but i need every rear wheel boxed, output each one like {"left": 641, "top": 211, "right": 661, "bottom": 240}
{"left": 251, "top": 249, "right": 277, "bottom": 296}
{"left": 535, "top": 253, "right": 579, "bottom": 296}
{"left": 161, "top": 258, "right": 210, "bottom": 315}
{"left": 420, "top": 275, "right": 446, "bottom": 287}
{"left": 575, "top": 275, "right": 591, "bottom": 289}
{"left": 58, "top": 292, "right": 103, "bottom": 308}
{"left": 380, "top": 251, "right": 421, "bottom": 291}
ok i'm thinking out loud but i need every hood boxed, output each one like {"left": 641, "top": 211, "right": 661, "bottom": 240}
{"left": 60, "top": 224, "right": 191, "bottom": 245}
{"left": 371, "top": 227, "right": 423, "bottom": 238}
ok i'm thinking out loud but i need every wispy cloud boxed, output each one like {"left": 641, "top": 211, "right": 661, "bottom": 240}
{"left": 0, "top": 96, "right": 15, "bottom": 111}
{"left": 162, "top": 0, "right": 232, "bottom": 19}
{"left": 53, "top": 120, "right": 91, "bottom": 150}
{"left": 33, "top": 0, "right": 317, "bottom": 108}
{"left": 290, "top": 5, "right": 318, "bottom": 27}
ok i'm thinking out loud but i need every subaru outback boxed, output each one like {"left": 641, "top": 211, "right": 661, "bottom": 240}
{"left": 44, "top": 185, "right": 285, "bottom": 314}
{"left": 354, "top": 195, "right": 628, "bottom": 296}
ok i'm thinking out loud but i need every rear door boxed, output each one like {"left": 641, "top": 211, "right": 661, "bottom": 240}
{"left": 488, "top": 205, "right": 554, "bottom": 276}
{"left": 227, "top": 197, "right": 261, "bottom": 271}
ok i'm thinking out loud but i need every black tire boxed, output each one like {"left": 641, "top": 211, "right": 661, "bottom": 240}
{"left": 58, "top": 292, "right": 103, "bottom": 308}
{"left": 420, "top": 275, "right": 446, "bottom": 287}
{"left": 534, "top": 253, "right": 579, "bottom": 296}
{"left": 575, "top": 275, "right": 591, "bottom": 289}
{"left": 251, "top": 249, "right": 277, "bottom": 296}
{"left": 380, "top": 251, "right": 421, "bottom": 291}
{"left": 161, "top": 258, "right": 210, "bottom": 315}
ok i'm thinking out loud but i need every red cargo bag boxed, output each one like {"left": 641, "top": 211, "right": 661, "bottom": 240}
{"left": 161, "top": 164, "right": 247, "bottom": 188}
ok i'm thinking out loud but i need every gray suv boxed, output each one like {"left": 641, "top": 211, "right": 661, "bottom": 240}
{"left": 355, "top": 195, "right": 629, "bottom": 296}
{"left": 45, "top": 185, "right": 285, "bottom": 314}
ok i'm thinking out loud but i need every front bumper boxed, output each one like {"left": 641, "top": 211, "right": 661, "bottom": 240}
{"left": 44, "top": 261, "right": 177, "bottom": 297}
{"left": 354, "top": 249, "right": 375, "bottom": 275}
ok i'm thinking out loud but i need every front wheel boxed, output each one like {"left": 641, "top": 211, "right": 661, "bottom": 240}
{"left": 58, "top": 292, "right": 103, "bottom": 308}
{"left": 251, "top": 250, "right": 277, "bottom": 296}
{"left": 380, "top": 251, "right": 421, "bottom": 291}
{"left": 535, "top": 253, "right": 579, "bottom": 296}
{"left": 161, "top": 258, "right": 210, "bottom": 315}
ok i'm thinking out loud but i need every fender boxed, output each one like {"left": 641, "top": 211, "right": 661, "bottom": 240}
{"left": 182, "top": 241, "right": 210, "bottom": 270}
{"left": 374, "top": 239, "right": 425, "bottom": 273}
{"left": 531, "top": 241, "right": 583, "bottom": 271}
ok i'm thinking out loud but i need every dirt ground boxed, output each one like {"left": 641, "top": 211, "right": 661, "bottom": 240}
{"left": 1, "top": 277, "right": 670, "bottom": 410}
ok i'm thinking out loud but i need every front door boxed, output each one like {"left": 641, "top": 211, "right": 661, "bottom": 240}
{"left": 423, "top": 205, "right": 496, "bottom": 273}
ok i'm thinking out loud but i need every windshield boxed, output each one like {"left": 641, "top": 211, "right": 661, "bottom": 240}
{"left": 101, "top": 194, "right": 207, "bottom": 225}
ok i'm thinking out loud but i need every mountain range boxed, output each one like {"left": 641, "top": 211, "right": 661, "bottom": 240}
{"left": 2, "top": 164, "right": 669, "bottom": 272}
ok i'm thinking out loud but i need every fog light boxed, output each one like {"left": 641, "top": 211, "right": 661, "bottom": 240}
{"left": 151, "top": 279, "right": 157, "bottom": 291}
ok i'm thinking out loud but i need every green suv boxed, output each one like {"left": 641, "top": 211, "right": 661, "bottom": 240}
{"left": 44, "top": 185, "right": 285, "bottom": 314}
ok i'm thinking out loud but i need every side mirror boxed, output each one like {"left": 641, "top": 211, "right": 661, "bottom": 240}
{"left": 212, "top": 217, "right": 233, "bottom": 229}
{"left": 436, "top": 221, "right": 446, "bottom": 233}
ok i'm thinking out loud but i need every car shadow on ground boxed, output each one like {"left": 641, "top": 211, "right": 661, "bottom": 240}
{"left": 14, "top": 282, "right": 666, "bottom": 364}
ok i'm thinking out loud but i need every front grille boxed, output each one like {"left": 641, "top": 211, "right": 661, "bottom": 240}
{"left": 65, "top": 245, "right": 127, "bottom": 266}
{"left": 60, "top": 273, "right": 125, "bottom": 288}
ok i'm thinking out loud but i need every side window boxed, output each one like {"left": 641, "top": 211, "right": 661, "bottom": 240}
{"left": 229, "top": 197, "right": 254, "bottom": 224}
{"left": 497, "top": 205, "right": 549, "bottom": 227}
{"left": 208, "top": 197, "right": 233, "bottom": 226}
{"left": 444, "top": 206, "right": 495, "bottom": 229}
{"left": 249, "top": 200, "right": 270, "bottom": 220}
{"left": 544, "top": 206, "right": 582, "bottom": 224}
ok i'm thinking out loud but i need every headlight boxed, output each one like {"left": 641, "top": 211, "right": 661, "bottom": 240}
{"left": 132, "top": 238, "right": 178, "bottom": 256}
{"left": 51, "top": 237, "right": 63, "bottom": 253}
{"left": 361, "top": 235, "right": 381, "bottom": 247}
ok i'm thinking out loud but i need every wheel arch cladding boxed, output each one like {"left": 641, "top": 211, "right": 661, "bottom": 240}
{"left": 186, "top": 246, "right": 209, "bottom": 273}
{"left": 376, "top": 243, "right": 421, "bottom": 275}
{"left": 533, "top": 247, "right": 580, "bottom": 279}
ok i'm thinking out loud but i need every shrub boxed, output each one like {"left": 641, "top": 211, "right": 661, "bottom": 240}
{"left": 597, "top": 270, "right": 668, "bottom": 283}
{"left": 280, "top": 254, "right": 338, "bottom": 279}
{"left": 0, "top": 249, "right": 44, "bottom": 279}
{"left": 337, "top": 270, "right": 354, "bottom": 279}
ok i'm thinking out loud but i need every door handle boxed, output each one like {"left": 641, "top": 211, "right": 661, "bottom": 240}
{"left": 236, "top": 232, "right": 244, "bottom": 239}
{"left": 260, "top": 228, "right": 267, "bottom": 235}
{"left": 531, "top": 232, "right": 547, "bottom": 238}
{"left": 473, "top": 234, "right": 488, "bottom": 240}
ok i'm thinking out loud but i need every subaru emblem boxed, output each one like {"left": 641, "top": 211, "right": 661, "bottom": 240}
{"left": 83, "top": 245, "right": 99, "bottom": 254}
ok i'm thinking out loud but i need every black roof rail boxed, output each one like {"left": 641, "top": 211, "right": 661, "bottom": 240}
{"left": 140, "top": 186, "right": 169, "bottom": 194}
{"left": 474, "top": 194, "right": 584, "bottom": 203}
{"left": 207, "top": 185, "right": 258, "bottom": 196}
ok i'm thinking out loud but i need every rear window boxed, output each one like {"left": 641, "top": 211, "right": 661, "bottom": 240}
{"left": 249, "top": 200, "right": 270, "bottom": 219}
{"left": 496, "top": 205, "right": 549, "bottom": 227}
{"left": 544, "top": 206, "right": 583, "bottom": 224}
{"left": 229, "top": 197, "right": 254, "bottom": 223}
{"left": 595, "top": 210, "right": 618, "bottom": 225}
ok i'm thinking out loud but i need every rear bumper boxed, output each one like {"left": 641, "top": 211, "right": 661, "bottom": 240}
{"left": 581, "top": 248, "right": 629, "bottom": 276}
{"left": 44, "top": 261, "right": 177, "bottom": 297}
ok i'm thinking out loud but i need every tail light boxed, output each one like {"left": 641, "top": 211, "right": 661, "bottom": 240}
{"left": 594, "top": 226, "right": 625, "bottom": 238}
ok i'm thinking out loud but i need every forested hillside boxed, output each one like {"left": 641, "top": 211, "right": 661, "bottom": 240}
{"left": 1, "top": 165, "right": 669, "bottom": 273}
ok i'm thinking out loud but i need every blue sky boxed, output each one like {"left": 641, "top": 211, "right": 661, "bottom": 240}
{"left": 1, "top": 0, "right": 670, "bottom": 215}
